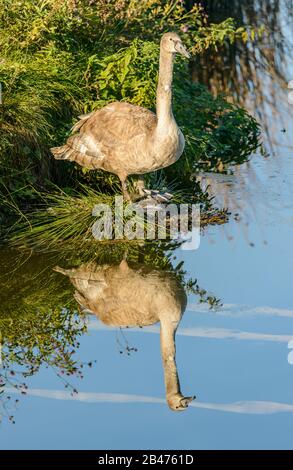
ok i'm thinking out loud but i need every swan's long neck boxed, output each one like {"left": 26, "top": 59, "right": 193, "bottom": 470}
{"left": 160, "top": 317, "right": 181, "bottom": 401}
{"left": 156, "top": 49, "right": 175, "bottom": 129}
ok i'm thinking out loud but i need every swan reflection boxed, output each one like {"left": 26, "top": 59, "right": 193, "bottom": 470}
{"left": 55, "top": 259, "right": 195, "bottom": 411}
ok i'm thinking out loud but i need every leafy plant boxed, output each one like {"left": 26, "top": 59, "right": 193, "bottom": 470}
{"left": 0, "top": 0, "right": 261, "bottom": 224}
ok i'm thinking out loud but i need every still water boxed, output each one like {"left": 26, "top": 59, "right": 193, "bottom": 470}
{"left": 1, "top": 2, "right": 293, "bottom": 450}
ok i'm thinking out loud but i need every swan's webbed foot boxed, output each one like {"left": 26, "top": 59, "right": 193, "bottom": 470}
{"left": 121, "top": 176, "right": 173, "bottom": 204}
{"left": 130, "top": 190, "right": 173, "bottom": 209}
{"left": 132, "top": 189, "right": 172, "bottom": 209}
{"left": 141, "top": 189, "right": 173, "bottom": 203}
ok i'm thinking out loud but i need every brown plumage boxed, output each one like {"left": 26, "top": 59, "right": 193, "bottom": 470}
{"left": 51, "top": 32, "right": 190, "bottom": 200}
{"left": 54, "top": 260, "right": 195, "bottom": 411}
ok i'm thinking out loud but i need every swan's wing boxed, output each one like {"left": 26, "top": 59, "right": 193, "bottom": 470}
{"left": 101, "top": 304, "right": 156, "bottom": 327}
{"left": 79, "top": 102, "right": 156, "bottom": 148}
{"left": 51, "top": 102, "right": 156, "bottom": 169}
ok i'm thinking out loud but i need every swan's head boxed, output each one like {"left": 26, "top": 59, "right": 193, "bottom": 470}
{"left": 161, "top": 32, "right": 190, "bottom": 58}
{"left": 167, "top": 393, "right": 195, "bottom": 411}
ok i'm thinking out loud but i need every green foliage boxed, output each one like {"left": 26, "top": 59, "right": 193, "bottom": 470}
{"left": 0, "top": 48, "right": 85, "bottom": 197}
{"left": 0, "top": 1, "right": 263, "bottom": 55}
{"left": 173, "top": 71, "right": 260, "bottom": 173}
{"left": 0, "top": 248, "right": 88, "bottom": 422}
{"left": 84, "top": 40, "right": 159, "bottom": 109}
{"left": 0, "top": 0, "right": 261, "bottom": 219}
{"left": 7, "top": 183, "right": 227, "bottom": 251}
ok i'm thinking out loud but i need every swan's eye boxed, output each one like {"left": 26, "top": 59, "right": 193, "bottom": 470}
{"left": 169, "top": 38, "right": 173, "bottom": 41}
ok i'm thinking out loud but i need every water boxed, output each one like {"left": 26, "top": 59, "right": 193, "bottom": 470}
{"left": 1, "top": 142, "right": 293, "bottom": 449}
{"left": 1, "top": 1, "right": 293, "bottom": 450}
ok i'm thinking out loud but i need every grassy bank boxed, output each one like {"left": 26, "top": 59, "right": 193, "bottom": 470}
{"left": 0, "top": 0, "right": 261, "bottom": 243}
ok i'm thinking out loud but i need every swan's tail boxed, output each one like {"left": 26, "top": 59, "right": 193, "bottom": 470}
{"left": 51, "top": 140, "right": 83, "bottom": 163}
{"left": 50, "top": 144, "right": 72, "bottom": 160}
{"left": 50, "top": 136, "right": 98, "bottom": 169}
{"left": 53, "top": 266, "right": 71, "bottom": 276}
{"left": 51, "top": 111, "right": 98, "bottom": 168}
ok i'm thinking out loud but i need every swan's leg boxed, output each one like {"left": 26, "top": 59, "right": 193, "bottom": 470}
{"left": 136, "top": 175, "right": 146, "bottom": 197}
{"left": 120, "top": 176, "right": 131, "bottom": 202}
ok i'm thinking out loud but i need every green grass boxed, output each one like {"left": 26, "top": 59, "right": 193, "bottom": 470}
{"left": 6, "top": 182, "right": 227, "bottom": 250}
{"left": 0, "top": 0, "right": 261, "bottom": 224}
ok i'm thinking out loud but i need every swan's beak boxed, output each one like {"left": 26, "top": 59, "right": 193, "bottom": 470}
{"left": 175, "top": 41, "right": 190, "bottom": 59}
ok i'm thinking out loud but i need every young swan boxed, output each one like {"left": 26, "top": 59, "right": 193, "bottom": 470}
{"left": 51, "top": 32, "right": 190, "bottom": 201}
{"left": 54, "top": 259, "right": 195, "bottom": 411}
